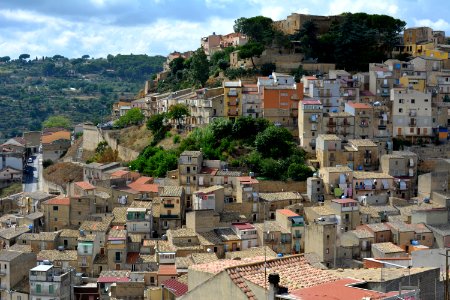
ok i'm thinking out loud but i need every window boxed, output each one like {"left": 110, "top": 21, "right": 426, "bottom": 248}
{"left": 83, "top": 245, "right": 88, "bottom": 254}
{"left": 115, "top": 252, "right": 121, "bottom": 261}
{"left": 54, "top": 218, "right": 58, "bottom": 221}
{"left": 411, "top": 99, "right": 415, "bottom": 104}
{"left": 399, "top": 108, "right": 403, "bottom": 113}
{"left": 410, "top": 128, "right": 414, "bottom": 133}
{"left": 326, "top": 248, "right": 329, "bottom": 254}
{"left": 36, "top": 284, "right": 41, "bottom": 293}
{"left": 399, "top": 99, "right": 404, "bottom": 103}
{"left": 53, "top": 206, "right": 58, "bottom": 211}
{"left": 425, "top": 99, "right": 429, "bottom": 102}
{"left": 49, "top": 285, "right": 54, "bottom": 294}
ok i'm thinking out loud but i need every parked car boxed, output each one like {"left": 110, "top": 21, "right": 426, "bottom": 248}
{"left": 28, "top": 158, "right": 33, "bottom": 163}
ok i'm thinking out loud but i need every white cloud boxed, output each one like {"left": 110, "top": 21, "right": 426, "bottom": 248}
{"left": 414, "top": 18, "right": 450, "bottom": 31}
{"left": 328, "top": 0, "right": 399, "bottom": 16}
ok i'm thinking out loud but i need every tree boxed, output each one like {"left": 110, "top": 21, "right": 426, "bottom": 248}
{"left": 234, "top": 16, "right": 275, "bottom": 45}
{"left": 169, "top": 57, "right": 186, "bottom": 75}
{"left": 237, "top": 42, "right": 265, "bottom": 69}
{"left": 146, "top": 113, "right": 166, "bottom": 133}
{"left": 0, "top": 56, "right": 10, "bottom": 63}
{"left": 190, "top": 47, "right": 209, "bottom": 86}
{"left": 42, "top": 115, "right": 71, "bottom": 129}
{"left": 292, "top": 20, "right": 319, "bottom": 59}
{"left": 287, "top": 163, "right": 313, "bottom": 181}
{"left": 255, "top": 125, "right": 294, "bottom": 158}
{"left": 115, "top": 108, "right": 145, "bottom": 128}
{"left": 167, "top": 104, "right": 190, "bottom": 128}
{"left": 19, "top": 54, "right": 30, "bottom": 60}
{"left": 260, "top": 62, "right": 276, "bottom": 76}
{"left": 82, "top": 54, "right": 90, "bottom": 59}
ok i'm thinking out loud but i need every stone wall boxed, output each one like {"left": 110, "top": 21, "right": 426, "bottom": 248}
{"left": 258, "top": 180, "right": 306, "bottom": 193}
{"left": 41, "top": 176, "right": 66, "bottom": 195}
{"left": 82, "top": 125, "right": 139, "bottom": 162}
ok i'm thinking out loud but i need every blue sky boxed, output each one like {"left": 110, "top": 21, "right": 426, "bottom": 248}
{"left": 0, "top": 0, "right": 449, "bottom": 59}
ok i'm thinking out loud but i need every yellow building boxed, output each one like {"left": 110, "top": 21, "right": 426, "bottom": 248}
{"left": 399, "top": 74, "right": 427, "bottom": 92}
{"left": 42, "top": 196, "right": 70, "bottom": 231}
{"left": 223, "top": 81, "right": 243, "bottom": 121}
{"left": 424, "top": 49, "right": 449, "bottom": 60}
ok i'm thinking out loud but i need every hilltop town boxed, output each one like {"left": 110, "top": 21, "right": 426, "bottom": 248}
{"left": 0, "top": 12, "right": 449, "bottom": 300}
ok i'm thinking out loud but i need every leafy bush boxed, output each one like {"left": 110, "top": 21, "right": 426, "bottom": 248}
{"left": 173, "top": 135, "right": 180, "bottom": 144}
{"left": 115, "top": 108, "right": 144, "bottom": 128}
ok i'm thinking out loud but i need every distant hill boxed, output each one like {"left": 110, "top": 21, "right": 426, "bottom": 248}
{"left": 0, "top": 54, "right": 165, "bottom": 140}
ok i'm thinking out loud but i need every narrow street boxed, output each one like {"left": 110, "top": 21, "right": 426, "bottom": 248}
{"left": 22, "top": 153, "right": 43, "bottom": 193}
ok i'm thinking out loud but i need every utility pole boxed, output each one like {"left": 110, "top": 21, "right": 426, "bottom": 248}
{"left": 441, "top": 248, "right": 450, "bottom": 300}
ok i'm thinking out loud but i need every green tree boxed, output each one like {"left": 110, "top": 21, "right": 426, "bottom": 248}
{"left": 234, "top": 16, "right": 275, "bottom": 45}
{"left": 146, "top": 113, "right": 166, "bottom": 134}
{"left": 260, "top": 62, "right": 276, "bottom": 76}
{"left": 237, "top": 42, "right": 265, "bottom": 69}
{"left": 115, "top": 108, "right": 144, "bottom": 128}
{"left": 42, "top": 115, "right": 71, "bottom": 129}
{"left": 292, "top": 20, "right": 319, "bottom": 59}
{"left": 82, "top": 54, "right": 90, "bottom": 59}
{"left": 19, "top": 53, "right": 30, "bottom": 60}
{"left": 255, "top": 125, "right": 294, "bottom": 158}
{"left": 0, "top": 56, "right": 10, "bottom": 63}
{"left": 167, "top": 103, "right": 190, "bottom": 127}
{"left": 190, "top": 47, "right": 209, "bottom": 86}
{"left": 287, "top": 163, "right": 313, "bottom": 181}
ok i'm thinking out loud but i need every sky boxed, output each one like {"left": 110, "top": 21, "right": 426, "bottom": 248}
{"left": 0, "top": 0, "right": 449, "bottom": 59}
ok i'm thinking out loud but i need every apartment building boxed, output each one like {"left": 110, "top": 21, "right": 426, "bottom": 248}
{"left": 322, "top": 112, "right": 355, "bottom": 140}
{"left": 298, "top": 99, "right": 323, "bottom": 152}
{"left": 306, "top": 79, "right": 341, "bottom": 113}
{"left": 241, "top": 84, "right": 262, "bottom": 118}
{"left": 0, "top": 250, "right": 36, "bottom": 300}
{"left": 369, "top": 63, "right": 398, "bottom": 100}
{"left": 380, "top": 151, "right": 418, "bottom": 200}
{"left": 42, "top": 196, "right": 70, "bottom": 231}
{"left": 391, "top": 88, "right": 433, "bottom": 142}
{"left": 29, "top": 264, "right": 72, "bottom": 300}
{"left": 345, "top": 102, "right": 374, "bottom": 139}
{"left": 258, "top": 73, "right": 303, "bottom": 129}
{"left": 223, "top": 81, "right": 243, "bottom": 121}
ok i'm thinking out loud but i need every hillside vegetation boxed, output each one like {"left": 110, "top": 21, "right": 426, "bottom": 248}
{"left": 130, "top": 116, "right": 313, "bottom": 181}
{"left": 0, "top": 54, "right": 165, "bottom": 140}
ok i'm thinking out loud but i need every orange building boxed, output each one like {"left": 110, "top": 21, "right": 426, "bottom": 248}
{"left": 257, "top": 73, "right": 304, "bottom": 131}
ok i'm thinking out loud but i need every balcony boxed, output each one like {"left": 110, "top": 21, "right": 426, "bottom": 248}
{"left": 163, "top": 203, "right": 175, "bottom": 208}
{"left": 329, "top": 155, "right": 336, "bottom": 161}
{"left": 327, "top": 121, "right": 337, "bottom": 127}
{"left": 227, "top": 91, "right": 238, "bottom": 97}
{"left": 355, "top": 184, "right": 375, "bottom": 191}
{"left": 380, "top": 82, "right": 389, "bottom": 88}
{"left": 228, "top": 110, "right": 239, "bottom": 116}
{"left": 309, "top": 140, "right": 316, "bottom": 147}
{"left": 360, "top": 122, "right": 369, "bottom": 128}
{"left": 364, "top": 159, "right": 372, "bottom": 166}
{"left": 378, "top": 124, "right": 387, "bottom": 130}
{"left": 327, "top": 129, "right": 336, "bottom": 134}
{"left": 228, "top": 101, "right": 239, "bottom": 106}
{"left": 247, "top": 108, "right": 255, "bottom": 113}
{"left": 160, "top": 214, "right": 179, "bottom": 219}
{"left": 409, "top": 121, "right": 417, "bottom": 127}
{"left": 341, "top": 121, "right": 351, "bottom": 127}
{"left": 409, "top": 111, "right": 417, "bottom": 117}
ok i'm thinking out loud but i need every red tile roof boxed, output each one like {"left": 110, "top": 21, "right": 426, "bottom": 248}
{"left": 162, "top": 279, "right": 188, "bottom": 297}
{"left": 44, "top": 196, "right": 70, "bottom": 206}
{"left": 277, "top": 209, "right": 300, "bottom": 217}
{"left": 237, "top": 176, "right": 259, "bottom": 184}
{"left": 75, "top": 181, "right": 95, "bottom": 190}
{"left": 158, "top": 264, "right": 177, "bottom": 276}
{"left": 302, "top": 99, "right": 322, "bottom": 105}
{"left": 232, "top": 222, "right": 255, "bottom": 230}
{"left": 225, "top": 255, "right": 339, "bottom": 299}
{"left": 332, "top": 198, "right": 358, "bottom": 204}
{"left": 290, "top": 278, "right": 394, "bottom": 299}
{"left": 346, "top": 102, "right": 372, "bottom": 109}
{"left": 200, "top": 167, "right": 218, "bottom": 175}
{"left": 127, "top": 176, "right": 158, "bottom": 193}
{"left": 110, "top": 170, "right": 130, "bottom": 177}
{"left": 41, "top": 130, "right": 71, "bottom": 144}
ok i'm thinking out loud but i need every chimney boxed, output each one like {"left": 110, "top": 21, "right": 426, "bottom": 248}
{"left": 268, "top": 273, "right": 280, "bottom": 300}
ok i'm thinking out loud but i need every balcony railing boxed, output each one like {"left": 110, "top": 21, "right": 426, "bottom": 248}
{"left": 247, "top": 108, "right": 255, "bottom": 113}
{"left": 228, "top": 110, "right": 239, "bottom": 116}
{"left": 409, "top": 111, "right": 417, "bottom": 117}
{"left": 163, "top": 203, "right": 175, "bottom": 208}
{"left": 160, "top": 214, "right": 179, "bottom": 219}
{"left": 327, "top": 121, "right": 337, "bottom": 127}
{"left": 378, "top": 124, "right": 387, "bottom": 130}
{"left": 341, "top": 121, "right": 351, "bottom": 127}
{"left": 409, "top": 121, "right": 417, "bottom": 127}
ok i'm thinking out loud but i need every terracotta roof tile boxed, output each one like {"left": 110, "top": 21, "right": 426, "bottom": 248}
{"left": 75, "top": 181, "right": 95, "bottom": 190}
{"left": 44, "top": 196, "right": 70, "bottom": 205}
